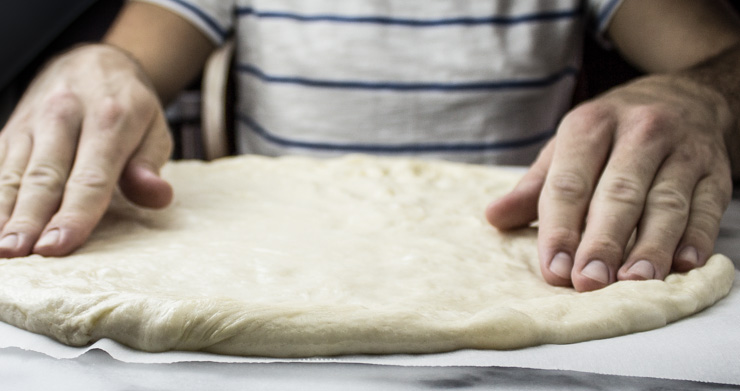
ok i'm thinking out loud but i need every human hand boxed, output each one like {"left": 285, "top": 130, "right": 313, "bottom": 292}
{"left": 486, "top": 75, "right": 734, "bottom": 291}
{"left": 0, "top": 44, "right": 173, "bottom": 258}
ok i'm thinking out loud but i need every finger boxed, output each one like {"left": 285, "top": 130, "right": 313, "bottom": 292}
{"left": 33, "top": 97, "right": 151, "bottom": 256}
{"left": 119, "top": 111, "right": 173, "bottom": 209}
{"left": 617, "top": 151, "right": 702, "bottom": 281}
{"left": 571, "top": 115, "right": 672, "bottom": 291}
{"left": 537, "top": 105, "right": 613, "bottom": 287}
{"left": 672, "top": 169, "right": 732, "bottom": 272}
{"left": 486, "top": 139, "right": 554, "bottom": 230}
{"left": 0, "top": 95, "right": 82, "bottom": 257}
{"left": 0, "top": 134, "right": 32, "bottom": 232}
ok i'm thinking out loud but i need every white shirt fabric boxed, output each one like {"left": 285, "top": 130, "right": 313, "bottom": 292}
{"left": 138, "top": 0, "right": 624, "bottom": 165}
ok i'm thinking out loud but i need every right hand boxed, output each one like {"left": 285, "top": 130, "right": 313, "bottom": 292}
{"left": 0, "top": 44, "right": 173, "bottom": 258}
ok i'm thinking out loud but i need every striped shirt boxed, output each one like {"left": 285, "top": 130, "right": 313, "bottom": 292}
{"left": 138, "top": 0, "right": 623, "bottom": 165}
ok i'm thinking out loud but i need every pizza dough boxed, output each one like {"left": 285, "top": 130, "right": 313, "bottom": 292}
{"left": 0, "top": 155, "right": 734, "bottom": 357}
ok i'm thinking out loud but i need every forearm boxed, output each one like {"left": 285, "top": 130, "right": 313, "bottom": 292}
{"left": 608, "top": 0, "right": 740, "bottom": 73}
{"left": 606, "top": 0, "right": 740, "bottom": 180}
{"left": 103, "top": 1, "right": 215, "bottom": 104}
{"left": 673, "top": 42, "right": 740, "bottom": 181}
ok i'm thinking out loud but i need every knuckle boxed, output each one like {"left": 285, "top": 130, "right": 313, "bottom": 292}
{"left": 651, "top": 247, "right": 675, "bottom": 262}
{"left": 95, "top": 97, "right": 127, "bottom": 130}
{"left": 690, "top": 196, "right": 725, "bottom": 228}
{"left": 0, "top": 168, "right": 23, "bottom": 189}
{"left": 622, "top": 107, "right": 676, "bottom": 146}
{"left": 48, "top": 211, "right": 94, "bottom": 231}
{"left": 560, "top": 102, "right": 615, "bottom": 140}
{"left": 630, "top": 246, "right": 674, "bottom": 270}
{"left": 42, "top": 88, "right": 82, "bottom": 124}
{"left": 671, "top": 145, "right": 697, "bottom": 165}
{"left": 682, "top": 227, "right": 716, "bottom": 250}
{"left": 546, "top": 172, "right": 591, "bottom": 202}
{"left": 564, "top": 102, "right": 614, "bottom": 128}
{"left": 599, "top": 176, "right": 644, "bottom": 206}
{"left": 654, "top": 223, "right": 683, "bottom": 241}
{"left": 545, "top": 226, "right": 582, "bottom": 249}
{"left": 629, "top": 106, "right": 676, "bottom": 130}
{"left": 673, "top": 142, "right": 721, "bottom": 170}
{"left": 2, "top": 217, "right": 43, "bottom": 234}
{"left": 647, "top": 185, "right": 689, "bottom": 214}
{"left": 24, "top": 163, "right": 67, "bottom": 192}
{"left": 67, "top": 167, "right": 112, "bottom": 192}
{"left": 584, "top": 234, "right": 624, "bottom": 259}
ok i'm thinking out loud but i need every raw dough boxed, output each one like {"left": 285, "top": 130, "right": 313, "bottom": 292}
{"left": 0, "top": 155, "right": 734, "bottom": 357}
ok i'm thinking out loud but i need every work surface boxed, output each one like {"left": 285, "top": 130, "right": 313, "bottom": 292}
{"left": 0, "top": 190, "right": 738, "bottom": 390}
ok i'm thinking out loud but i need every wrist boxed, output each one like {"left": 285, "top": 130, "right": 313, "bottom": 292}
{"left": 45, "top": 43, "right": 160, "bottom": 100}
{"left": 674, "top": 43, "right": 740, "bottom": 180}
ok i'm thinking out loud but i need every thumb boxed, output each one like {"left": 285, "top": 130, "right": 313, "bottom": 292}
{"left": 485, "top": 139, "right": 554, "bottom": 230}
{"left": 119, "top": 114, "right": 174, "bottom": 209}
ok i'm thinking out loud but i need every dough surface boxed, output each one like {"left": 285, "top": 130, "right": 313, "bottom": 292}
{"left": 0, "top": 155, "right": 734, "bottom": 357}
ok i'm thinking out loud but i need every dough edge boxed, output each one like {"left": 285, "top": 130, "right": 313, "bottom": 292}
{"left": 0, "top": 255, "right": 732, "bottom": 358}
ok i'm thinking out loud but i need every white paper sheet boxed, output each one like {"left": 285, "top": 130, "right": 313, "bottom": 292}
{"left": 1, "top": 270, "right": 738, "bottom": 386}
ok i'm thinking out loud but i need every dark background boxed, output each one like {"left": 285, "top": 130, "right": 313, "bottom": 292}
{"left": 0, "top": 0, "right": 124, "bottom": 122}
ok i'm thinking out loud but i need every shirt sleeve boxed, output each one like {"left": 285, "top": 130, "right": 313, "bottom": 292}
{"left": 586, "top": 0, "right": 624, "bottom": 39}
{"left": 133, "top": 0, "right": 234, "bottom": 45}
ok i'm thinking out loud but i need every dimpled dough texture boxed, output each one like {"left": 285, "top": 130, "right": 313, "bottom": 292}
{"left": 0, "top": 155, "right": 734, "bottom": 357}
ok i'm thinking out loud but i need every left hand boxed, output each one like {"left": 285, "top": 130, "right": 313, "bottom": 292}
{"left": 486, "top": 75, "right": 734, "bottom": 291}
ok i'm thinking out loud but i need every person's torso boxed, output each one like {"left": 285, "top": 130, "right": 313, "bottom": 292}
{"left": 231, "top": 0, "right": 586, "bottom": 165}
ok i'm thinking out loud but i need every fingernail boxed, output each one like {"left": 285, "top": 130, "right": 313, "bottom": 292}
{"left": 677, "top": 246, "right": 699, "bottom": 267}
{"left": 36, "top": 229, "right": 60, "bottom": 248}
{"left": 581, "top": 260, "right": 610, "bottom": 285}
{"left": 0, "top": 234, "right": 18, "bottom": 250}
{"left": 549, "top": 252, "right": 573, "bottom": 280}
{"left": 626, "top": 260, "right": 655, "bottom": 280}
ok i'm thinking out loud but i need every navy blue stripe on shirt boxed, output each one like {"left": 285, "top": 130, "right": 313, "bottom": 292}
{"left": 235, "top": 6, "right": 584, "bottom": 27}
{"left": 163, "top": 0, "right": 228, "bottom": 40}
{"left": 238, "top": 115, "right": 555, "bottom": 154}
{"left": 238, "top": 64, "right": 579, "bottom": 92}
